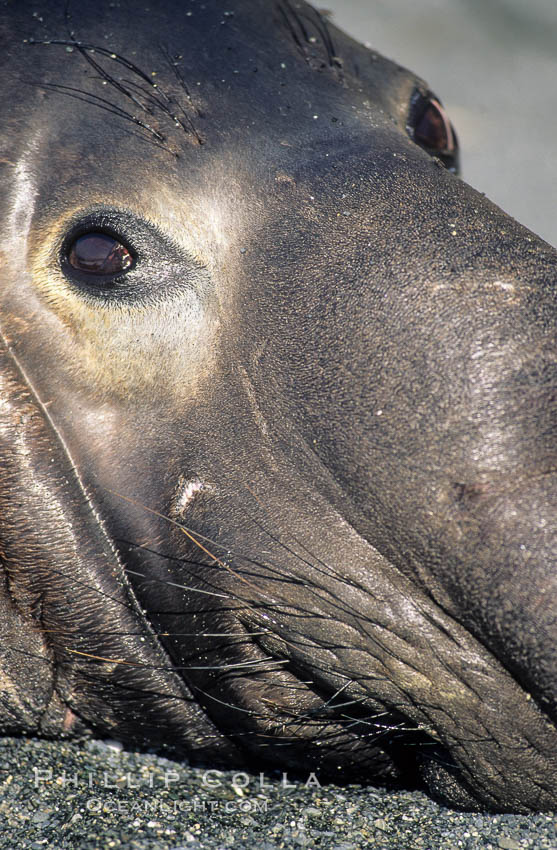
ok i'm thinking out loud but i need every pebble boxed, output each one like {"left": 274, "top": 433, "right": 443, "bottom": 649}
{"left": 0, "top": 739, "right": 555, "bottom": 850}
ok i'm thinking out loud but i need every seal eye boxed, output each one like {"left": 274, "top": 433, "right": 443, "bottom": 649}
{"left": 409, "top": 92, "right": 460, "bottom": 174}
{"left": 67, "top": 233, "right": 134, "bottom": 276}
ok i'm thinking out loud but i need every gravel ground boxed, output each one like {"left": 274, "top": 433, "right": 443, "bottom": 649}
{"left": 0, "top": 739, "right": 555, "bottom": 849}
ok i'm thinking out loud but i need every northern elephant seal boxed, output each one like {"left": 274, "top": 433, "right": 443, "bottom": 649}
{"left": 0, "top": 0, "right": 556, "bottom": 813}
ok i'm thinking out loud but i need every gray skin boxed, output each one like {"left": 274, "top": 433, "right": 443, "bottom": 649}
{"left": 0, "top": 0, "right": 556, "bottom": 815}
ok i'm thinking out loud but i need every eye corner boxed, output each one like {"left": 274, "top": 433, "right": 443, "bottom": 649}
{"left": 407, "top": 88, "right": 460, "bottom": 174}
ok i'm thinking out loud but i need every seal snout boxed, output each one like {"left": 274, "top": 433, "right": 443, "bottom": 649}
{"left": 454, "top": 471, "right": 557, "bottom": 723}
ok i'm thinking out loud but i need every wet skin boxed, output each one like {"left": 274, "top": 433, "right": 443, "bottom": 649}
{"left": 0, "top": 0, "right": 556, "bottom": 813}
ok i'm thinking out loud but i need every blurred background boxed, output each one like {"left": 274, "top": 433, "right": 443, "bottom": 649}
{"left": 325, "top": 0, "right": 557, "bottom": 247}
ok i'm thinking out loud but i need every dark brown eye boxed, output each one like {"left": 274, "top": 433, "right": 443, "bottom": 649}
{"left": 68, "top": 233, "right": 133, "bottom": 275}
{"left": 414, "top": 98, "right": 456, "bottom": 153}
{"left": 409, "top": 93, "right": 460, "bottom": 174}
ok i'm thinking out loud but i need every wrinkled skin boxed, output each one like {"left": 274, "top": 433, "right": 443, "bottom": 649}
{"left": 0, "top": 0, "right": 556, "bottom": 814}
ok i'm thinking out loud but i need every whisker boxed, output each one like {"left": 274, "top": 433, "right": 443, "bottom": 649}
{"left": 159, "top": 44, "right": 204, "bottom": 144}
{"left": 27, "top": 36, "right": 199, "bottom": 151}
{"left": 124, "top": 566, "right": 231, "bottom": 599}
{"left": 33, "top": 82, "right": 176, "bottom": 154}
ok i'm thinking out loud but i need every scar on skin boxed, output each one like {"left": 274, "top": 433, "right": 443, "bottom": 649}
{"left": 490, "top": 279, "right": 516, "bottom": 293}
{"left": 172, "top": 476, "right": 214, "bottom": 516}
